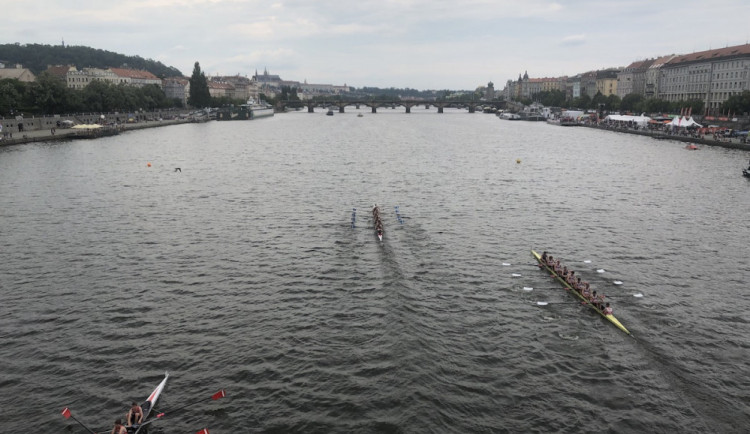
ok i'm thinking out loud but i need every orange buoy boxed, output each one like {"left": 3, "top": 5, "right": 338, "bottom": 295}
{"left": 147, "top": 162, "right": 151, "bottom": 167}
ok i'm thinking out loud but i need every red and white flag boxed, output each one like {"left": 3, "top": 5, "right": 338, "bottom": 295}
{"left": 211, "top": 389, "right": 226, "bottom": 400}
{"left": 196, "top": 429, "right": 210, "bottom": 434}
{"left": 61, "top": 408, "right": 71, "bottom": 419}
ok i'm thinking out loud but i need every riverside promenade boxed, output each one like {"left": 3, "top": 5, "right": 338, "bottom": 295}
{"left": 583, "top": 123, "right": 750, "bottom": 152}
{"left": 0, "top": 118, "right": 192, "bottom": 147}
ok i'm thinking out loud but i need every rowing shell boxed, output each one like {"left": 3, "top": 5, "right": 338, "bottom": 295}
{"left": 129, "top": 372, "right": 169, "bottom": 434}
{"left": 531, "top": 250, "right": 631, "bottom": 335}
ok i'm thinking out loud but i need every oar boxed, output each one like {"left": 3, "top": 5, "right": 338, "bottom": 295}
{"left": 61, "top": 407, "right": 97, "bottom": 434}
{"left": 152, "top": 389, "right": 226, "bottom": 420}
{"left": 535, "top": 293, "right": 644, "bottom": 305}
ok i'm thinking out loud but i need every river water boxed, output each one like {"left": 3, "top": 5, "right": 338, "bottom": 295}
{"left": 1, "top": 108, "right": 749, "bottom": 433}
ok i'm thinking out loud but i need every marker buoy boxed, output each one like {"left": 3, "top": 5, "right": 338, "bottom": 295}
{"left": 147, "top": 162, "right": 151, "bottom": 167}
{"left": 516, "top": 158, "right": 521, "bottom": 164}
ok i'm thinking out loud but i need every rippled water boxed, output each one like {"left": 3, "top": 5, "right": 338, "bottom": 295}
{"left": 1, "top": 108, "right": 749, "bottom": 433}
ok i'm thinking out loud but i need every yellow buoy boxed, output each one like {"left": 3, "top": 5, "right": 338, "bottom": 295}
{"left": 516, "top": 158, "right": 521, "bottom": 164}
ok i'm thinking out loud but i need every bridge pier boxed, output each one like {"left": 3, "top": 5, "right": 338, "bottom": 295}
{"left": 372, "top": 106, "right": 377, "bottom": 113}
{"left": 468, "top": 106, "right": 475, "bottom": 113}
{"left": 339, "top": 106, "right": 345, "bottom": 113}
{"left": 405, "top": 106, "right": 411, "bottom": 113}
{"left": 438, "top": 107, "right": 443, "bottom": 113}
{"left": 308, "top": 105, "right": 314, "bottom": 113}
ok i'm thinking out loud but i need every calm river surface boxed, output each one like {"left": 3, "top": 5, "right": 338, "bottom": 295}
{"left": 1, "top": 108, "right": 749, "bottom": 433}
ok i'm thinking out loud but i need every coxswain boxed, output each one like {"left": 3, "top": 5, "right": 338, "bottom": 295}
{"left": 111, "top": 419, "right": 127, "bottom": 434}
{"left": 603, "top": 303, "right": 614, "bottom": 315}
{"left": 541, "top": 251, "right": 548, "bottom": 262}
{"left": 126, "top": 402, "right": 143, "bottom": 427}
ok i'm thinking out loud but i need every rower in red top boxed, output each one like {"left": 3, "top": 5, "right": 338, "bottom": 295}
{"left": 126, "top": 402, "right": 143, "bottom": 427}
{"left": 603, "top": 303, "right": 614, "bottom": 315}
{"left": 111, "top": 419, "right": 127, "bottom": 434}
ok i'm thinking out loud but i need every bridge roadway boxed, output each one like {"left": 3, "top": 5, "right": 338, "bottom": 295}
{"left": 278, "top": 100, "right": 506, "bottom": 114}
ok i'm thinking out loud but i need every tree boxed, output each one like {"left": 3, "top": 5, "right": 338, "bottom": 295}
{"left": 188, "top": 62, "right": 210, "bottom": 108}
{"left": 620, "top": 94, "right": 644, "bottom": 113}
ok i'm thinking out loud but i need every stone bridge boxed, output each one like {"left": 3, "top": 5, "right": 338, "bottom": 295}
{"left": 278, "top": 100, "right": 506, "bottom": 114}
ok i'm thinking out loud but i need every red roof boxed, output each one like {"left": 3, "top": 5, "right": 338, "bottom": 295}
{"left": 109, "top": 67, "right": 159, "bottom": 80}
{"left": 670, "top": 43, "right": 750, "bottom": 65}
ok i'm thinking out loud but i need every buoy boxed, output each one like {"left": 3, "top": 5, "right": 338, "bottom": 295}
{"left": 147, "top": 162, "right": 151, "bottom": 167}
{"left": 516, "top": 158, "right": 521, "bottom": 164}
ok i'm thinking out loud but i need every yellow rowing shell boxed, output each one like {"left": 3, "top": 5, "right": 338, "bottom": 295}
{"left": 531, "top": 250, "right": 631, "bottom": 335}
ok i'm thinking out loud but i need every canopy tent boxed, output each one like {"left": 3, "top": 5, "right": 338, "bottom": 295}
{"left": 603, "top": 114, "right": 651, "bottom": 127}
{"left": 666, "top": 116, "right": 702, "bottom": 128}
{"left": 71, "top": 124, "right": 102, "bottom": 129}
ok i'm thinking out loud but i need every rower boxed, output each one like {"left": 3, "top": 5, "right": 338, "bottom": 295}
{"left": 126, "top": 402, "right": 143, "bottom": 427}
{"left": 603, "top": 303, "right": 614, "bottom": 315}
{"left": 566, "top": 271, "right": 577, "bottom": 286}
{"left": 581, "top": 282, "right": 591, "bottom": 298}
{"left": 111, "top": 419, "right": 127, "bottom": 434}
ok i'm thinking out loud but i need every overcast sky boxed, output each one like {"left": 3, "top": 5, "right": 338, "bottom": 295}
{"left": 6, "top": 0, "right": 750, "bottom": 90}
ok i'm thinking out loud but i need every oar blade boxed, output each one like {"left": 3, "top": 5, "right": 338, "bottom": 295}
{"left": 197, "top": 429, "right": 210, "bottom": 434}
{"left": 536, "top": 301, "right": 549, "bottom": 306}
{"left": 211, "top": 389, "right": 226, "bottom": 401}
{"left": 61, "top": 407, "right": 71, "bottom": 419}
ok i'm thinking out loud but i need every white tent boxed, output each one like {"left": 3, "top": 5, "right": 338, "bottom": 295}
{"left": 666, "top": 116, "right": 702, "bottom": 128}
{"left": 604, "top": 114, "right": 651, "bottom": 127}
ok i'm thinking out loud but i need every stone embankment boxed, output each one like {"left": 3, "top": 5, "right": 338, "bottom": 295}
{"left": 583, "top": 124, "right": 750, "bottom": 151}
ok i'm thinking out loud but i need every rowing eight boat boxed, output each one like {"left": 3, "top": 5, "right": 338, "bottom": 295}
{"left": 531, "top": 250, "right": 631, "bottom": 335}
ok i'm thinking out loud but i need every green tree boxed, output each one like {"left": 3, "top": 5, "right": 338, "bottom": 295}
{"left": 620, "top": 94, "right": 644, "bottom": 113}
{"left": 722, "top": 91, "right": 750, "bottom": 115}
{"left": 0, "top": 79, "right": 24, "bottom": 116}
{"left": 188, "top": 62, "right": 210, "bottom": 108}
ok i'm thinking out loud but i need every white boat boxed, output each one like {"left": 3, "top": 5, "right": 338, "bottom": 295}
{"left": 130, "top": 372, "right": 169, "bottom": 434}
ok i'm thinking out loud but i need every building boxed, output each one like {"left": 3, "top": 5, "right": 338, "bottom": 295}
{"left": 617, "top": 59, "right": 654, "bottom": 98}
{"left": 659, "top": 43, "right": 750, "bottom": 113}
{"left": 207, "top": 80, "right": 234, "bottom": 98}
{"left": 644, "top": 55, "right": 675, "bottom": 99}
{"left": 163, "top": 77, "right": 190, "bottom": 106}
{"left": 109, "top": 68, "right": 161, "bottom": 87}
{"left": 0, "top": 64, "right": 36, "bottom": 82}
{"left": 66, "top": 67, "right": 120, "bottom": 89}
{"left": 596, "top": 69, "right": 620, "bottom": 97}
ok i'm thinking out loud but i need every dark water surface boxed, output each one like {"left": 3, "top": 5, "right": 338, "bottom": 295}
{"left": 1, "top": 108, "right": 749, "bottom": 433}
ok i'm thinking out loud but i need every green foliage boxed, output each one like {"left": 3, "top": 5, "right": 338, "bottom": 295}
{"left": 722, "top": 91, "right": 750, "bottom": 114}
{"left": 620, "top": 94, "right": 644, "bottom": 112}
{"left": 188, "top": 62, "right": 210, "bottom": 108}
{"left": 534, "top": 90, "right": 566, "bottom": 107}
{"left": 0, "top": 75, "right": 177, "bottom": 116}
{"left": 0, "top": 43, "right": 182, "bottom": 77}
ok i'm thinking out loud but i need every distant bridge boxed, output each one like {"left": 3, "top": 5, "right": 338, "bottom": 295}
{"left": 277, "top": 100, "right": 506, "bottom": 114}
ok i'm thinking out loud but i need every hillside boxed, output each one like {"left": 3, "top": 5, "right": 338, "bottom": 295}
{"left": 0, "top": 43, "right": 182, "bottom": 78}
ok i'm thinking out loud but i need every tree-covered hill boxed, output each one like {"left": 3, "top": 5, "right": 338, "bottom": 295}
{"left": 0, "top": 43, "right": 182, "bottom": 78}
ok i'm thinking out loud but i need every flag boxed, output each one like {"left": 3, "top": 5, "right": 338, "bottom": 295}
{"left": 61, "top": 408, "right": 71, "bottom": 419}
{"left": 211, "top": 389, "right": 226, "bottom": 400}
{"left": 196, "top": 429, "right": 210, "bottom": 434}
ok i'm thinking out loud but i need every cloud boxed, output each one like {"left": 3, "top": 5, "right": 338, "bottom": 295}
{"left": 559, "top": 34, "right": 586, "bottom": 47}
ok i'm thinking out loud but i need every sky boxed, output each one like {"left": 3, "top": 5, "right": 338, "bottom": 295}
{"left": 5, "top": 0, "right": 750, "bottom": 90}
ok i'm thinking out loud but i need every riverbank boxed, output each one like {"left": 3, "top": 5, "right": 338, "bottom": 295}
{"left": 0, "top": 118, "right": 192, "bottom": 147}
{"left": 583, "top": 123, "right": 750, "bottom": 151}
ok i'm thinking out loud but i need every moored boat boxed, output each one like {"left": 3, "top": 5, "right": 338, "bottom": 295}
{"left": 531, "top": 250, "right": 631, "bottom": 335}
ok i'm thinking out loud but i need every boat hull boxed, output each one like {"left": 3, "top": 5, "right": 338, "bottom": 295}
{"left": 130, "top": 372, "right": 169, "bottom": 434}
{"left": 531, "top": 250, "right": 630, "bottom": 335}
